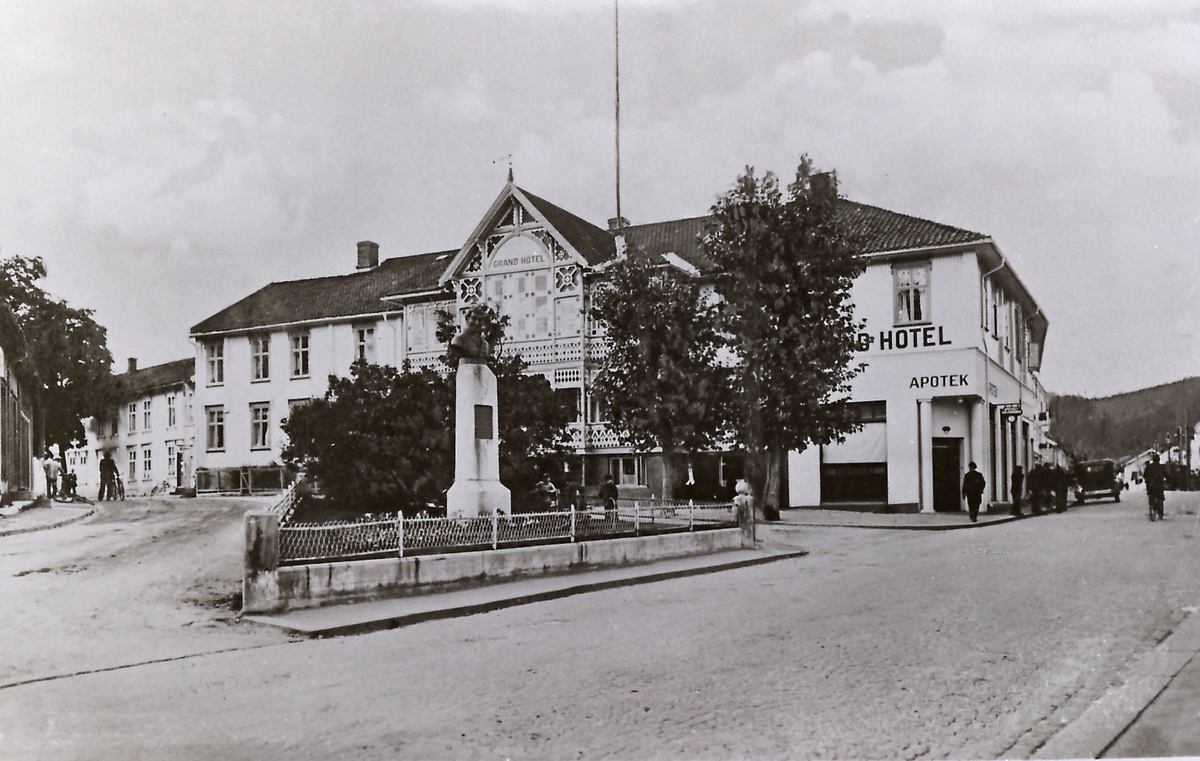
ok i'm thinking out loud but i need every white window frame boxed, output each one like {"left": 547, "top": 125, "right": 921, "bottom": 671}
{"left": 206, "top": 406, "right": 225, "bottom": 451}
{"left": 206, "top": 340, "right": 224, "bottom": 385}
{"left": 251, "top": 334, "right": 270, "bottom": 381}
{"left": 141, "top": 445, "right": 152, "bottom": 481}
{"left": 142, "top": 399, "right": 151, "bottom": 431}
{"left": 128, "top": 402, "right": 137, "bottom": 432}
{"left": 893, "top": 261, "right": 931, "bottom": 326}
{"left": 290, "top": 332, "right": 310, "bottom": 378}
{"left": 126, "top": 445, "right": 136, "bottom": 481}
{"left": 355, "top": 325, "right": 376, "bottom": 364}
{"left": 167, "top": 395, "right": 177, "bottom": 428}
{"left": 250, "top": 402, "right": 270, "bottom": 450}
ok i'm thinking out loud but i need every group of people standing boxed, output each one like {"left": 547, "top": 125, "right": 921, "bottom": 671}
{"left": 960, "top": 461, "right": 1073, "bottom": 522}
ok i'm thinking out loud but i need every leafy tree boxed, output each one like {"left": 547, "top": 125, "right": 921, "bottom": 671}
{"left": 281, "top": 362, "right": 454, "bottom": 515}
{"left": 589, "top": 253, "right": 732, "bottom": 499}
{"left": 702, "top": 158, "right": 865, "bottom": 514}
{"left": 0, "top": 255, "right": 115, "bottom": 456}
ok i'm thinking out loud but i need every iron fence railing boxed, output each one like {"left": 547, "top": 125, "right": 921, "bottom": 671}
{"left": 277, "top": 498, "right": 736, "bottom": 566}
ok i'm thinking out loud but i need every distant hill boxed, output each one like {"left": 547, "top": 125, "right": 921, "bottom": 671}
{"left": 1049, "top": 377, "right": 1200, "bottom": 463}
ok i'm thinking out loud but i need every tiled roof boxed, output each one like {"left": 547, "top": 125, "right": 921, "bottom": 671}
{"left": 118, "top": 358, "right": 194, "bottom": 398}
{"left": 519, "top": 188, "right": 617, "bottom": 267}
{"left": 838, "top": 200, "right": 989, "bottom": 254}
{"left": 190, "top": 194, "right": 990, "bottom": 336}
{"left": 622, "top": 201, "right": 988, "bottom": 274}
{"left": 190, "top": 251, "right": 453, "bottom": 335}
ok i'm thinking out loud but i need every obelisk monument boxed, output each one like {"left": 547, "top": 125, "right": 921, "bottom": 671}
{"left": 445, "top": 314, "right": 511, "bottom": 518}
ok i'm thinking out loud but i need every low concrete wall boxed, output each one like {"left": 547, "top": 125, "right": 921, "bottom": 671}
{"left": 243, "top": 516, "right": 748, "bottom": 614}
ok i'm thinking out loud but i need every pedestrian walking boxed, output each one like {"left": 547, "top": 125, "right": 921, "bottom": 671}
{"left": 962, "top": 462, "right": 986, "bottom": 523}
{"left": 99, "top": 450, "right": 118, "bottom": 501}
{"left": 1145, "top": 453, "right": 1166, "bottom": 521}
{"left": 1011, "top": 466, "right": 1025, "bottom": 517}
{"left": 43, "top": 452, "right": 61, "bottom": 500}
{"left": 599, "top": 473, "right": 619, "bottom": 525}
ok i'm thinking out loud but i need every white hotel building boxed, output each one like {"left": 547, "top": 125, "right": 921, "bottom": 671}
{"left": 190, "top": 179, "right": 1048, "bottom": 511}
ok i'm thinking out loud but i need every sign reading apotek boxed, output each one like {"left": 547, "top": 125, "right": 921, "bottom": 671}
{"left": 909, "top": 374, "right": 969, "bottom": 390}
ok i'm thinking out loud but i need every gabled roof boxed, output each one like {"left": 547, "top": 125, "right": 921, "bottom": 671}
{"left": 118, "top": 358, "right": 195, "bottom": 398}
{"left": 191, "top": 251, "right": 452, "bottom": 336}
{"left": 518, "top": 188, "right": 616, "bottom": 266}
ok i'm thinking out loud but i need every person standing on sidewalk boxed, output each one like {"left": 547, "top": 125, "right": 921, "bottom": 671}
{"left": 599, "top": 473, "right": 619, "bottom": 525}
{"left": 1010, "top": 466, "right": 1025, "bottom": 517}
{"left": 962, "top": 462, "right": 986, "bottom": 523}
{"left": 43, "top": 452, "right": 61, "bottom": 500}
{"left": 98, "top": 450, "right": 118, "bottom": 501}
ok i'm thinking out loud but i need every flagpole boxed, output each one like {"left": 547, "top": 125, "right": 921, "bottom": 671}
{"left": 614, "top": 0, "right": 622, "bottom": 222}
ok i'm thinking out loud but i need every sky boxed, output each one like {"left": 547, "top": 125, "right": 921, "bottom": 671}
{"left": 1, "top": 0, "right": 1198, "bottom": 398}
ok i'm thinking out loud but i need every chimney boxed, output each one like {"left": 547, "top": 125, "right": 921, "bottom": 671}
{"left": 810, "top": 171, "right": 838, "bottom": 203}
{"left": 127, "top": 358, "right": 138, "bottom": 373}
{"left": 357, "top": 240, "right": 380, "bottom": 270}
{"left": 607, "top": 216, "right": 630, "bottom": 231}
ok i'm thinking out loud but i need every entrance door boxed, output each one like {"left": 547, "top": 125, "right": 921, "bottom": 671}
{"left": 932, "top": 438, "right": 962, "bottom": 512}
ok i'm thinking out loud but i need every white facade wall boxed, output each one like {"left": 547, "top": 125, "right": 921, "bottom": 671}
{"left": 788, "top": 248, "right": 1046, "bottom": 512}
{"left": 194, "top": 315, "right": 407, "bottom": 470}
{"left": 71, "top": 383, "right": 196, "bottom": 498}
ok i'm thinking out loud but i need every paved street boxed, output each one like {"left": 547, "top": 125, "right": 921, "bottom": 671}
{"left": 2, "top": 492, "right": 1200, "bottom": 759}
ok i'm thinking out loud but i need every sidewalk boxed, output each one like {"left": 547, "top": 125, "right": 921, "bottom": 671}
{"left": 0, "top": 502, "right": 95, "bottom": 537}
{"left": 776, "top": 506, "right": 1023, "bottom": 530}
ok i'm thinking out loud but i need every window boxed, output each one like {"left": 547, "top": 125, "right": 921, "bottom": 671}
{"left": 250, "top": 403, "right": 270, "bottom": 450}
{"left": 848, "top": 401, "right": 887, "bottom": 423}
{"left": 205, "top": 340, "right": 224, "bottom": 385}
{"left": 126, "top": 446, "right": 136, "bottom": 481}
{"left": 290, "top": 333, "right": 310, "bottom": 377}
{"left": 142, "top": 445, "right": 152, "bottom": 480}
{"left": 251, "top": 335, "right": 270, "bottom": 381}
{"left": 894, "top": 262, "right": 930, "bottom": 325}
{"left": 355, "top": 325, "right": 375, "bottom": 364}
{"left": 167, "top": 395, "right": 176, "bottom": 428}
{"left": 588, "top": 396, "right": 608, "bottom": 424}
{"left": 206, "top": 406, "right": 225, "bottom": 451}
{"left": 78, "top": 450, "right": 87, "bottom": 466}
{"left": 128, "top": 403, "right": 137, "bottom": 432}
{"left": 608, "top": 456, "right": 643, "bottom": 486}
{"left": 110, "top": 418, "right": 119, "bottom": 437}
{"left": 142, "top": 399, "right": 151, "bottom": 430}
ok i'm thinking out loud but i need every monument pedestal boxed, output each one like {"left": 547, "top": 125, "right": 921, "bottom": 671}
{"left": 446, "top": 357, "right": 511, "bottom": 518}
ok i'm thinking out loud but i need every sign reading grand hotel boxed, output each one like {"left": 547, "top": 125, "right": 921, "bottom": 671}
{"left": 858, "top": 325, "right": 952, "bottom": 352}
{"left": 490, "top": 250, "right": 549, "bottom": 272}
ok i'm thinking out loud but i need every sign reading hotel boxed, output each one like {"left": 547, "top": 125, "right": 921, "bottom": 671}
{"left": 489, "top": 250, "right": 549, "bottom": 272}
{"left": 858, "top": 325, "right": 952, "bottom": 352}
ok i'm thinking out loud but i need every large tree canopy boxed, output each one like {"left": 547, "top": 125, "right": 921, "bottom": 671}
{"left": 282, "top": 305, "right": 572, "bottom": 516}
{"left": 589, "top": 252, "right": 732, "bottom": 499}
{"left": 0, "top": 255, "right": 115, "bottom": 454}
{"left": 702, "top": 158, "right": 865, "bottom": 513}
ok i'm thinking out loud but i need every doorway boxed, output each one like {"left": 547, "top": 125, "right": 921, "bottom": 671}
{"left": 932, "top": 438, "right": 962, "bottom": 512}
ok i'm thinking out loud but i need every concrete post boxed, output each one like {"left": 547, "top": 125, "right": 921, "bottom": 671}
{"left": 242, "top": 511, "right": 281, "bottom": 613}
{"left": 734, "top": 479, "right": 755, "bottom": 547}
{"left": 919, "top": 399, "right": 935, "bottom": 513}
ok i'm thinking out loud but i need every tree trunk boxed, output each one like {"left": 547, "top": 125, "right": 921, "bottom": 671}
{"left": 661, "top": 451, "right": 687, "bottom": 501}
{"left": 761, "top": 446, "right": 784, "bottom": 520}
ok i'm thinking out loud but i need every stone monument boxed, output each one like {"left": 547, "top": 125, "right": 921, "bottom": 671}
{"left": 445, "top": 312, "right": 512, "bottom": 518}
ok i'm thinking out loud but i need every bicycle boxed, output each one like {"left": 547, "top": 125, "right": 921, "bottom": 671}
{"left": 1149, "top": 490, "right": 1164, "bottom": 521}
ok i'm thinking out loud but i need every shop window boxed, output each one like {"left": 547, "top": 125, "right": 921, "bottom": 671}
{"left": 821, "top": 463, "right": 887, "bottom": 503}
{"left": 848, "top": 400, "right": 886, "bottom": 423}
{"left": 894, "top": 262, "right": 930, "bottom": 325}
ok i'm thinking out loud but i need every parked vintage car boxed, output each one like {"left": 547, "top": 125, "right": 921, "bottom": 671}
{"left": 1073, "top": 460, "right": 1122, "bottom": 503}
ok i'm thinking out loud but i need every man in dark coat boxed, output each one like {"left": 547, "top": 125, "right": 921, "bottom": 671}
{"left": 962, "top": 462, "right": 986, "bottom": 523}
{"left": 599, "top": 473, "right": 619, "bottom": 525}
{"left": 1010, "top": 466, "right": 1025, "bottom": 517}
{"left": 98, "top": 451, "right": 119, "bottom": 501}
{"left": 1145, "top": 453, "right": 1166, "bottom": 520}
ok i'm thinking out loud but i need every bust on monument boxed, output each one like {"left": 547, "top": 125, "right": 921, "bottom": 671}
{"left": 446, "top": 308, "right": 491, "bottom": 366}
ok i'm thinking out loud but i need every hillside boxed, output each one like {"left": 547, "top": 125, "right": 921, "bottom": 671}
{"left": 1049, "top": 377, "right": 1200, "bottom": 462}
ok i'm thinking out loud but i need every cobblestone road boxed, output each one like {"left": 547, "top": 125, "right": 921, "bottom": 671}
{"left": 3, "top": 492, "right": 1199, "bottom": 760}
